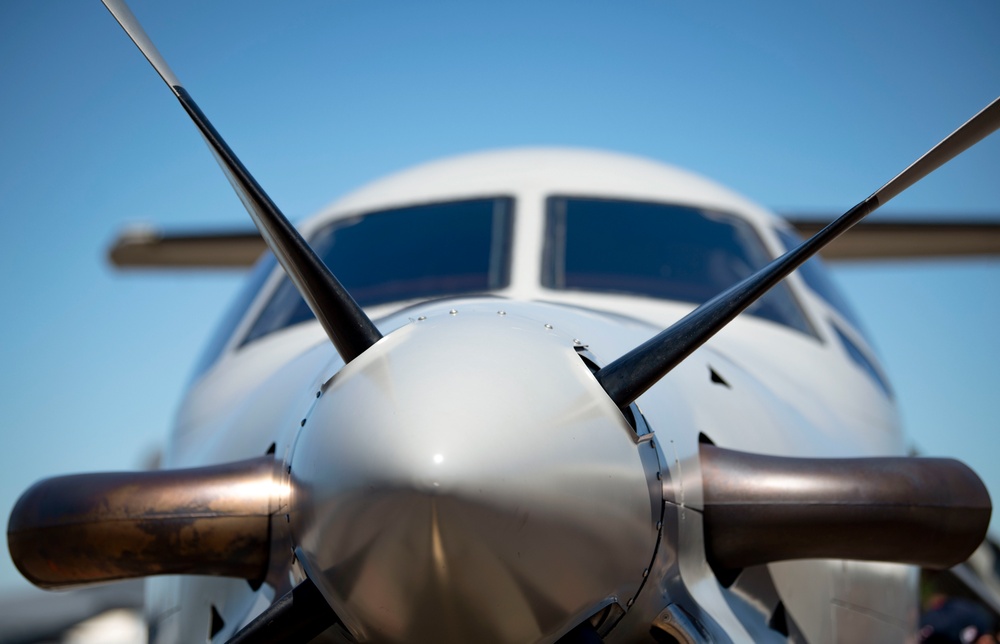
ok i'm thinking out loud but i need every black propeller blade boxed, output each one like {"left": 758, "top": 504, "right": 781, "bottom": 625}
{"left": 227, "top": 577, "right": 340, "bottom": 644}
{"left": 596, "top": 96, "right": 1000, "bottom": 408}
{"left": 100, "top": 0, "right": 381, "bottom": 364}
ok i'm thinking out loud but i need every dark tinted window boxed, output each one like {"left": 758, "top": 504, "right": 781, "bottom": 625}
{"left": 192, "top": 250, "right": 277, "bottom": 379}
{"left": 543, "top": 197, "right": 815, "bottom": 336}
{"left": 243, "top": 198, "right": 514, "bottom": 346}
{"left": 832, "top": 323, "right": 892, "bottom": 398}
{"left": 775, "top": 227, "right": 869, "bottom": 339}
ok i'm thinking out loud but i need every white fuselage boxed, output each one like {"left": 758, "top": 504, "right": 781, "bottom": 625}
{"left": 148, "top": 149, "right": 910, "bottom": 643}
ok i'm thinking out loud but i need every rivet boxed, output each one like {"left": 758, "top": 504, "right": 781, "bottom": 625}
{"left": 285, "top": 514, "right": 290, "bottom": 523}
{"left": 449, "top": 309, "right": 458, "bottom": 315}
{"left": 300, "top": 418, "right": 307, "bottom": 427}
{"left": 287, "top": 465, "right": 292, "bottom": 474}
{"left": 315, "top": 390, "right": 321, "bottom": 398}
{"left": 544, "top": 323, "right": 553, "bottom": 330}
{"left": 656, "top": 521, "right": 662, "bottom": 530}
{"left": 417, "top": 316, "right": 427, "bottom": 321}
{"left": 656, "top": 471, "right": 662, "bottom": 480}
{"left": 573, "top": 339, "right": 582, "bottom": 345}
{"left": 643, "top": 568, "right": 649, "bottom": 578}
{"left": 627, "top": 598, "right": 634, "bottom": 607}
{"left": 649, "top": 439, "right": 655, "bottom": 449}
{"left": 497, "top": 310, "right": 506, "bottom": 316}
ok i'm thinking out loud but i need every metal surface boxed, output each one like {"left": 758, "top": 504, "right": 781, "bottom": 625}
{"left": 7, "top": 456, "right": 279, "bottom": 588}
{"left": 700, "top": 444, "right": 992, "bottom": 570}
{"left": 650, "top": 604, "right": 711, "bottom": 644}
{"left": 289, "top": 305, "right": 660, "bottom": 643}
{"left": 227, "top": 577, "right": 339, "bottom": 644}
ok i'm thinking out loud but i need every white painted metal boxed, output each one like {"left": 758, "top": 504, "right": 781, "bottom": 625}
{"left": 150, "top": 149, "right": 909, "bottom": 643}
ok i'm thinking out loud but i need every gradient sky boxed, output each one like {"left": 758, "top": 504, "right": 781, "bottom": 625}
{"left": 0, "top": 0, "right": 997, "bottom": 595}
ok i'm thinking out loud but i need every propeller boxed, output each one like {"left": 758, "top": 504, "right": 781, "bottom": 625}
{"left": 5, "top": 2, "right": 997, "bottom": 643}
{"left": 99, "top": 0, "right": 381, "bottom": 364}
{"left": 7, "top": 456, "right": 278, "bottom": 588}
{"left": 699, "top": 444, "right": 991, "bottom": 572}
{"left": 595, "top": 96, "right": 1000, "bottom": 408}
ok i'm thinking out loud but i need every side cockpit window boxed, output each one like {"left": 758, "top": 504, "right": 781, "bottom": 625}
{"left": 774, "top": 227, "right": 870, "bottom": 339}
{"left": 241, "top": 197, "right": 514, "bottom": 347}
{"left": 543, "top": 197, "right": 816, "bottom": 337}
{"left": 192, "top": 250, "right": 278, "bottom": 380}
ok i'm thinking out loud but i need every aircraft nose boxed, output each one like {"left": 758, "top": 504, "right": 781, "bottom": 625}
{"left": 288, "top": 307, "right": 661, "bottom": 644}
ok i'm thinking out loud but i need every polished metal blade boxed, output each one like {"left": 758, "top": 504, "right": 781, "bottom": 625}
{"left": 101, "top": 0, "right": 382, "bottom": 363}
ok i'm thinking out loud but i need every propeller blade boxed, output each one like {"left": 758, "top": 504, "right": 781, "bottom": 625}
{"left": 7, "top": 456, "right": 278, "bottom": 589}
{"left": 596, "top": 97, "right": 1000, "bottom": 407}
{"left": 101, "top": 0, "right": 381, "bottom": 363}
{"left": 227, "top": 576, "right": 340, "bottom": 644}
{"left": 699, "top": 444, "right": 991, "bottom": 571}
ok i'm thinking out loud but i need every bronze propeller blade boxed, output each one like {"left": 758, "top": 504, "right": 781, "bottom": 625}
{"left": 700, "top": 444, "right": 992, "bottom": 572}
{"left": 7, "top": 456, "right": 279, "bottom": 589}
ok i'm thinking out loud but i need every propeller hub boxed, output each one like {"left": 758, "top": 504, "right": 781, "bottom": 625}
{"left": 288, "top": 305, "right": 661, "bottom": 643}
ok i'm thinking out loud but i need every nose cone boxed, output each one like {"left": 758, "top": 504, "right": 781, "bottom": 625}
{"left": 289, "top": 307, "right": 659, "bottom": 643}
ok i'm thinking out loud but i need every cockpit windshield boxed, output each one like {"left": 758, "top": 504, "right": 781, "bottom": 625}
{"left": 542, "top": 197, "right": 816, "bottom": 336}
{"left": 242, "top": 197, "right": 514, "bottom": 346}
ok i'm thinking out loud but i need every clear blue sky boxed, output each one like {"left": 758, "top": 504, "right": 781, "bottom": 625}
{"left": 0, "top": 1, "right": 997, "bottom": 594}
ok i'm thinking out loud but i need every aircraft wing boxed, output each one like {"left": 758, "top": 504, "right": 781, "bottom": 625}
{"left": 785, "top": 217, "right": 1000, "bottom": 261}
{"left": 107, "top": 218, "right": 1000, "bottom": 269}
{"left": 108, "top": 227, "right": 265, "bottom": 268}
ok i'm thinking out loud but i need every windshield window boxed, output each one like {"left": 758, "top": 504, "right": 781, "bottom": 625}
{"left": 543, "top": 197, "right": 815, "bottom": 337}
{"left": 240, "top": 198, "right": 514, "bottom": 346}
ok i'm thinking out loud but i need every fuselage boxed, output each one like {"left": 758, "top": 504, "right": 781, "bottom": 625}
{"left": 149, "top": 149, "right": 911, "bottom": 643}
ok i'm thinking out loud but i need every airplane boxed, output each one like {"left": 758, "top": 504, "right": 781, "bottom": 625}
{"left": 3, "top": 1, "right": 1000, "bottom": 643}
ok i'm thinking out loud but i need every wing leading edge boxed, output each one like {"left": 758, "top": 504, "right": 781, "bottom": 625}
{"left": 107, "top": 218, "right": 1000, "bottom": 269}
